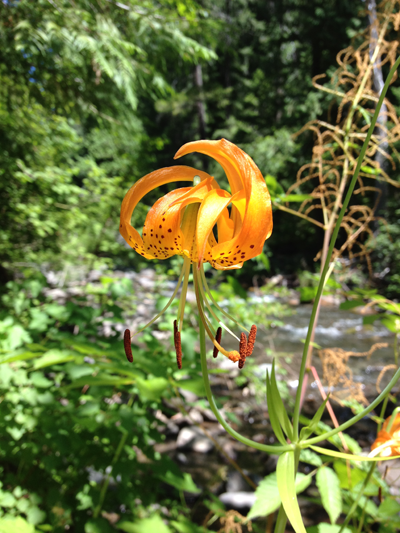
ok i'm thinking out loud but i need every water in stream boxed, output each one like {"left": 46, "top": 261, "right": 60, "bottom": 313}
{"left": 251, "top": 295, "right": 395, "bottom": 399}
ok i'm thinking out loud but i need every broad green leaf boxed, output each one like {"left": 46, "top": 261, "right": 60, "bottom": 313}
{"left": 299, "top": 449, "right": 322, "bottom": 466}
{"left": 0, "top": 516, "right": 36, "bottom": 533}
{"left": 136, "top": 377, "right": 169, "bottom": 401}
{"left": 348, "top": 491, "right": 378, "bottom": 518}
{"left": 339, "top": 299, "right": 364, "bottom": 310}
{"left": 316, "top": 467, "right": 342, "bottom": 524}
{"left": 276, "top": 452, "right": 307, "bottom": 533}
{"left": 333, "top": 461, "right": 368, "bottom": 490}
{"left": 378, "top": 498, "right": 400, "bottom": 518}
{"left": 158, "top": 471, "right": 200, "bottom": 494}
{"left": 117, "top": 515, "right": 171, "bottom": 533}
{"left": 175, "top": 377, "right": 205, "bottom": 397}
{"left": 266, "top": 372, "right": 287, "bottom": 445}
{"left": 247, "top": 471, "right": 311, "bottom": 519}
{"left": 380, "top": 315, "right": 400, "bottom": 333}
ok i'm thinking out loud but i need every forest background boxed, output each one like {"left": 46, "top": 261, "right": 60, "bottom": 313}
{"left": 1, "top": 1, "right": 400, "bottom": 533}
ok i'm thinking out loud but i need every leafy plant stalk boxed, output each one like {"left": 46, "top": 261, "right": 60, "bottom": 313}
{"left": 292, "top": 54, "right": 400, "bottom": 440}
{"left": 198, "top": 308, "right": 293, "bottom": 454}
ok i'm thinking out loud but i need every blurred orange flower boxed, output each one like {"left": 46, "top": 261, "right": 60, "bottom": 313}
{"left": 370, "top": 412, "right": 400, "bottom": 458}
{"left": 119, "top": 139, "right": 272, "bottom": 365}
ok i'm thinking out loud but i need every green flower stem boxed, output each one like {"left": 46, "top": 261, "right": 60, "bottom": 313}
{"left": 302, "top": 365, "right": 400, "bottom": 446}
{"left": 273, "top": 505, "right": 288, "bottom": 533}
{"left": 198, "top": 314, "right": 293, "bottom": 454}
{"left": 292, "top": 55, "right": 400, "bottom": 441}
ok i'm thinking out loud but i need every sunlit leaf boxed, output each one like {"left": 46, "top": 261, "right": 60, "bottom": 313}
{"left": 316, "top": 466, "right": 342, "bottom": 524}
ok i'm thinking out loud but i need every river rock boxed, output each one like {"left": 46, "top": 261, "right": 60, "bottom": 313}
{"left": 176, "top": 427, "right": 213, "bottom": 453}
{"left": 219, "top": 491, "right": 256, "bottom": 508}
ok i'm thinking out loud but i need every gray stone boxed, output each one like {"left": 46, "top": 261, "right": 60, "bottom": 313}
{"left": 219, "top": 491, "right": 256, "bottom": 508}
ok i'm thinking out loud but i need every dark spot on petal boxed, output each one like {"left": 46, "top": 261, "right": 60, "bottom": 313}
{"left": 250, "top": 244, "right": 255, "bottom": 249}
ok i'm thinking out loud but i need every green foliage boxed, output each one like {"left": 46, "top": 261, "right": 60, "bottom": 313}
{"left": 247, "top": 471, "right": 311, "bottom": 520}
{"left": 316, "top": 467, "right": 342, "bottom": 524}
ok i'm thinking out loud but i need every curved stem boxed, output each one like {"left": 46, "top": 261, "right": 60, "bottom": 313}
{"left": 292, "top": 55, "right": 400, "bottom": 441}
{"left": 273, "top": 505, "right": 288, "bottom": 533}
{"left": 302, "top": 365, "right": 400, "bottom": 446}
{"left": 198, "top": 317, "right": 293, "bottom": 454}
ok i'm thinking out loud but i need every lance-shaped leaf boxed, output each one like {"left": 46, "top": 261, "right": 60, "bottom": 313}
{"left": 310, "top": 445, "right": 400, "bottom": 462}
{"left": 300, "top": 396, "right": 329, "bottom": 441}
{"left": 270, "top": 360, "right": 294, "bottom": 440}
{"left": 276, "top": 451, "right": 307, "bottom": 533}
{"left": 266, "top": 371, "right": 287, "bottom": 445}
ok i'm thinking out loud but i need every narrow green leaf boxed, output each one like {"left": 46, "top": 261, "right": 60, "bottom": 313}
{"left": 316, "top": 467, "right": 342, "bottom": 524}
{"left": 310, "top": 445, "right": 400, "bottom": 462}
{"left": 266, "top": 372, "right": 287, "bottom": 445}
{"left": 33, "top": 349, "right": 77, "bottom": 369}
{"left": 300, "top": 397, "right": 329, "bottom": 440}
{"left": 269, "top": 360, "right": 294, "bottom": 440}
{"left": 276, "top": 452, "right": 307, "bottom": 533}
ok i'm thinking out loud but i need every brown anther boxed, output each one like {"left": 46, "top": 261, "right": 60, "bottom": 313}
{"left": 238, "top": 332, "right": 247, "bottom": 369}
{"left": 123, "top": 329, "right": 133, "bottom": 362}
{"left": 174, "top": 320, "right": 182, "bottom": 369}
{"left": 246, "top": 325, "right": 257, "bottom": 357}
{"left": 213, "top": 327, "right": 222, "bottom": 358}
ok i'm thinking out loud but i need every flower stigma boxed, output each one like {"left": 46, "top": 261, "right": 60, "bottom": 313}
{"left": 119, "top": 139, "right": 272, "bottom": 368}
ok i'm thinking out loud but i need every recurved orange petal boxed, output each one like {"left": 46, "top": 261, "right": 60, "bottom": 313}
{"left": 120, "top": 166, "right": 212, "bottom": 256}
{"left": 195, "top": 189, "right": 233, "bottom": 267}
{"left": 142, "top": 187, "right": 191, "bottom": 259}
{"left": 175, "top": 139, "right": 272, "bottom": 265}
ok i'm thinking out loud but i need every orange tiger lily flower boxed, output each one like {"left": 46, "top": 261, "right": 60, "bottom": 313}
{"left": 370, "top": 411, "right": 400, "bottom": 458}
{"left": 120, "top": 139, "right": 272, "bottom": 365}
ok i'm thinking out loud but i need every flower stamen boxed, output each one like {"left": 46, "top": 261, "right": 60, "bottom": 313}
{"left": 246, "top": 325, "right": 257, "bottom": 357}
{"left": 238, "top": 332, "right": 247, "bottom": 369}
{"left": 174, "top": 320, "right": 183, "bottom": 369}
{"left": 124, "top": 329, "right": 133, "bottom": 362}
{"left": 213, "top": 327, "right": 222, "bottom": 358}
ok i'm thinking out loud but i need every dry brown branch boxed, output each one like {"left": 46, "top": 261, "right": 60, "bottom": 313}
{"left": 318, "top": 343, "right": 389, "bottom": 404}
{"left": 376, "top": 364, "right": 398, "bottom": 393}
{"left": 218, "top": 511, "right": 252, "bottom": 533}
{"left": 285, "top": 0, "right": 400, "bottom": 272}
